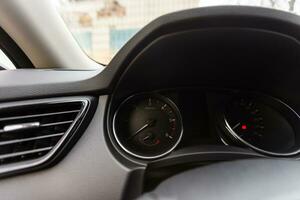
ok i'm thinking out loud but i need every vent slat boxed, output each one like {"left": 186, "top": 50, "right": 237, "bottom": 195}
{"left": 0, "top": 109, "right": 81, "bottom": 122}
{"left": 41, "top": 120, "right": 74, "bottom": 127}
{"left": 0, "top": 122, "right": 40, "bottom": 133}
{"left": 0, "top": 133, "right": 65, "bottom": 146}
{"left": 0, "top": 147, "right": 53, "bottom": 160}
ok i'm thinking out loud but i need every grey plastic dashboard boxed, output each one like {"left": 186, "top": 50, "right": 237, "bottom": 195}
{"left": 0, "top": 96, "right": 130, "bottom": 200}
{"left": 1, "top": 6, "right": 300, "bottom": 200}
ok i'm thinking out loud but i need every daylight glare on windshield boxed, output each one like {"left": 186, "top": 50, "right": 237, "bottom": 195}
{"left": 57, "top": 0, "right": 300, "bottom": 65}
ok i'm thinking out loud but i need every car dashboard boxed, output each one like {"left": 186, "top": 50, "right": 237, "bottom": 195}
{"left": 1, "top": 6, "right": 300, "bottom": 200}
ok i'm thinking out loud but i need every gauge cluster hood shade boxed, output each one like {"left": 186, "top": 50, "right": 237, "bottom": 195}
{"left": 106, "top": 7, "right": 300, "bottom": 111}
{"left": 106, "top": 6, "right": 300, "bottom": 89}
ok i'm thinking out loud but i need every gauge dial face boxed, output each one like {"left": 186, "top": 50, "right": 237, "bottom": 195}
{"left": 223, "top": 97, "right": 297, "bottom": 155}
{"left": 225, "top": 98, "right": 265, "bottom": 145}
{"left": 113, "top": 94, "right": 183, "bottom": 159}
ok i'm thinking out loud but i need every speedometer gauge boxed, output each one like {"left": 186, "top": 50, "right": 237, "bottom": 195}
{"left": 113, "top": 94, "right": 183, "bottom": 159}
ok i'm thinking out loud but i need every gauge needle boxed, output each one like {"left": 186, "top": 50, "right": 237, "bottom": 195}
{"left": 232, "top": 122, "right": 241, "bottom": 130}
{"left": 128, "top": 120, "right": 156, "bottom": 140}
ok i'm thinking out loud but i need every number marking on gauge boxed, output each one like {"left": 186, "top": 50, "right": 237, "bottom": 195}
{"left": 161, "top": 104, "right": 167, "bottom": 110}
{"left": 165, "top": 132, "right": 173, "bottom": 139}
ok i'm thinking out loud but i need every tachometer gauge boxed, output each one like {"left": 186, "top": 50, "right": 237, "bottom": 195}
{"left": 113, "top": 94, "right": 183, "bottom": 159}
{"left": 221, "top": 96, "right": 300, "bottom": 156}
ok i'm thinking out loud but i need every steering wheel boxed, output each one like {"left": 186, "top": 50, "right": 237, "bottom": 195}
{"left": 138, "top": 159, "right": 300, "bottom": 200}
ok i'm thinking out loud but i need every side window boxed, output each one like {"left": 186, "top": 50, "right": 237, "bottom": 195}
{"left": 0, "top": 49, "right": 16, "bottom": 70}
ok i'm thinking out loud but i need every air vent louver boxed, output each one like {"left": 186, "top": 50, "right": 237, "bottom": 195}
{"left": 0, "top": 99, "right": 88, "bottom": 166}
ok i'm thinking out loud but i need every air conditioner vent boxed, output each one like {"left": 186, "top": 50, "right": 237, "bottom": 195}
{"left": 0, "top": 98, "right": 89, "bottom": 167}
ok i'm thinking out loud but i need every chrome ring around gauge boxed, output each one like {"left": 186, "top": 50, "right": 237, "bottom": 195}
{"left": 221, "top": 96, "right": 300, "bottom": 156}
{"left": 112, "top": 94, "right": 183, "bottom": 159}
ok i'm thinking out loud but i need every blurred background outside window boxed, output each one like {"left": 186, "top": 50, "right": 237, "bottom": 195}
{"left": 56, "top": 0, "right": 300, "bottom": 65}
{"left": 0, "top": 49, "right": 15, "bottom": 69}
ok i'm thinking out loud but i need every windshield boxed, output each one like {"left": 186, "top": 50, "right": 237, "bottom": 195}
{"left": 56, "top": 0, "right": 299, "bottom": 65}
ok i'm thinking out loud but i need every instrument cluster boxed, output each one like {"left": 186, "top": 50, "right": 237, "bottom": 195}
{"left": 110, "top": 89, "right": 300, "bottom": 160}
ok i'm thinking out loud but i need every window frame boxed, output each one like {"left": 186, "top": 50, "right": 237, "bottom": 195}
{"left": 0, "top": 27, "right": 34, "bottom": 69}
